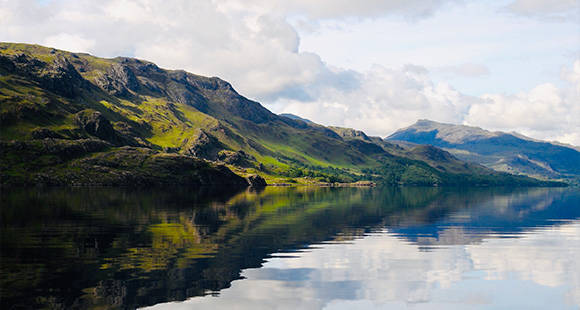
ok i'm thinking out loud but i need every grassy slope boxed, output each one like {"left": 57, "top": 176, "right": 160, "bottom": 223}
{"left": 0, "top": 43, "right": 561, "bottom": 186}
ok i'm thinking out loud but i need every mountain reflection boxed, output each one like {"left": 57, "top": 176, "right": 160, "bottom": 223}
{"left": 388, "top": 187, "right": 580, "bottom": 248}
{"left": 1, "top": 187, "right": 578, "bottom": 310}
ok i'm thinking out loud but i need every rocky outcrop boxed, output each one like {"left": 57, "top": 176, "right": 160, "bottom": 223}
{"left": 246, "top": 174, "right": 267, "bottom": 187}
{"left": 44, "top": 55, "right": 87, "bottom": 98}
{"left": 330, "top": 126, "right": 372, "bottom": 141}
{"left": 184, "top": 129, "right": 223, "bottom": 160}
{"left": 1, "top": 144, "right": 251, "bottom": 187}
{"left": 40, "top": 139, "right": 112, "bottom": 159}
{"left": 75, "top": 110, "right": 119, "bottom": 142}
{"left": 0, "top": 53, "right": 87, "bottom": 98}
{"left": 93, "top": 64, "right": 140, "bottom": 97}
{"left": 31, "top": 128, "right": 65, "bottom": 139}
{"left": 72, "top": 110, "right": 150, "bottom": 147}
{"left": 218, "top": 150, "right": 242, "bottom": 164}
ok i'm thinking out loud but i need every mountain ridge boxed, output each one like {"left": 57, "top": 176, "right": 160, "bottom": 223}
{"left": 0, "top": 43, "right": 563, "bottom": 186}
{"left": 386, "top": 119, "right": 580, "bottom": 183}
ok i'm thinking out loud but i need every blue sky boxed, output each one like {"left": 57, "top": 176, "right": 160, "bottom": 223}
{"left": 1, "top": 0, "right": 579, "bottom": 144}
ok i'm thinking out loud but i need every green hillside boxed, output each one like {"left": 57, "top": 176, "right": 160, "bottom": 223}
{"left": 0, "top": 43, "right": 560, "bottom": 186}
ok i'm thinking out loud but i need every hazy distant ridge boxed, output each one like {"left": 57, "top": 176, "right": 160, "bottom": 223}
{"left": 386, "top": 119, "right": 580, "bottom": 182}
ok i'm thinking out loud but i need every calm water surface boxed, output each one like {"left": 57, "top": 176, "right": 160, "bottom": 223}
{"left": 1, "top": 186, "right": 579, "bottom": 309}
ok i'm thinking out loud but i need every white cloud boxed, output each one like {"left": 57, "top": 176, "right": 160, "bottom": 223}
{"left": 277, "top": 60, "right": 579, "bottom": 145}
{"left": 1, "top": 0, "right": 578, "bottom": 145}
{"left": 465, "top": 61, "right": 580, "bottom": 145}
{"left": 104, "top": 0, "right": 151, "bottom": 23}
{"left": 560, "top": 60, "right": 580, "bottom": 85}
{"left": 44, "top": 33, "right": 96, "bottom": 53}
{"left": 288, "top": 0, "right": 462, "bottom": 20}
{"left": 213, "top": 0, "right": 462, "bottom": 20}
{"left": 279, "top": 64, "right": 472, "bottom": 138}
{"left": 506, "top": 0, "right": 580, "bottom": 21}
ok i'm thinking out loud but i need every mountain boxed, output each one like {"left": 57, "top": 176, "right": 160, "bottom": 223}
{"left": 280, "top": 113, "right": 314, "bottom": 124}
{"left": 386, "top": 119, "right": 580, "bottom": 183}
{"left": 0, "top": 43, "right": 562, "bottom": 186}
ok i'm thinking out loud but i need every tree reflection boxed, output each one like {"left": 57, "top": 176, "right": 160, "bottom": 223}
{"left": 1, "top": 186, "right": 577, "bottom": 309}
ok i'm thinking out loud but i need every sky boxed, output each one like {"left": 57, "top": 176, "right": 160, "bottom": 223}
{"left": 1, "top": 0, "right": 579, "bottom": 145}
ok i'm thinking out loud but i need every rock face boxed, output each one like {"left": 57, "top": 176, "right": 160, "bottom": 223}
{"left": 246, "top": 174, "right": 267, "bottom": 187}
{"left": 330, "top": 126, "right": 372, "bottom": 141}
{"left": 44, "top": 55, "right": 88, "bottom": 98}
{"left": 94, "top": 63, "right": 140, "bottom": 97}
{"left": 75, "top": 110, "right": 119, "bottom": 142}
{"left": 185, "top": 129, "right": 223, "bottom": 160}
{"left": 0, "top": 53, "right": 87, "bottom": 98}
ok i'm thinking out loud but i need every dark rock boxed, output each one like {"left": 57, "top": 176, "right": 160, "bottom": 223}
{"left": 0, "top": 54, "right": 16, "bottom": 73}
{"left": 218, "top": 150, "right": 241, "bottom": 164}
{"left": 73, "top": 149, "right": 249, "bottom": 186}
{"left": 0, "top": 53, "right": 87, "bottom": 98}
{"left": 246, "top": 174, "right": 267, "bottom": 187}
{"left": 169, "top": 71, "right": 276, "bottom": 124}
{"left": 41, "top": 139, "right": 111, "bottom": 159}
{"left": 75, "top": 110, "right": 118, "bottom": 142}
{"left": 42, "top": 55, "right": 87, "bottom": 98}
{"left": 165, "top": 81, "right": 209, "bottom": 112}
{"left": 137, "top": 76, "right": 162, "bottom": 93}
{"left": 130, "top": 59, "right": 163, "bottom": 75}
{"left": 221, "top": 97, "right": 276, "bottom": 124}
{"left": 163, "top": 146, "right": 181, "bottom": 153}
{"left": 112, "top": 121, "right": 151, "bottom": 148}
{"left": 31, "top": 128, "right": 64, "bottom": 139}
{"left": 120, "top": 58, "right": 166, "bottom": 93}
{"left": 197, "top": 164, "right": 249, "bottom": 186}
{"left": 185, "top": 129, "right": 222, "bottom": 160}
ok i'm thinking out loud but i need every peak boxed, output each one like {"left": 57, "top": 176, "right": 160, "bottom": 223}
{"left": 387, "top": 119, "right": 499, "bottom": 144}
{"left": 413, "top": 119, "right": 456, "bottom": 129}
{"left": 416, "top": 119, "right": 437, "bottom": 125}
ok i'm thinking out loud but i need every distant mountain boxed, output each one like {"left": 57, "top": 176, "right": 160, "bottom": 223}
{"left": 0, "top": 43, "right": 561, "bottom": 186}
{"left": 280, "top": 113, "right": 314, "bottom": 124}
{"left": 386, "top": 119, "right": 580, "bottom": 183}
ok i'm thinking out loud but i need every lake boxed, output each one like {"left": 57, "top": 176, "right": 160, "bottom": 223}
{"left": 1, "top": 186, "right": 579, "bottom": 309}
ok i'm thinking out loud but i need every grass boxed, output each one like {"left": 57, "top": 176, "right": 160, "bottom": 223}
{"left": 2, "top": 42, "right": 558, "bottom": 187}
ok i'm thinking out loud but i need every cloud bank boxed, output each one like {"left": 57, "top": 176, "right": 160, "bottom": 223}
{"left": 1, "top": 0, "right": 578, "bottom": 144}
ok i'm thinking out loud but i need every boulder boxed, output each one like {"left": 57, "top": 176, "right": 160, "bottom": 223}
{"left": 246, "top": 174, "right": 267, "bottom": 187}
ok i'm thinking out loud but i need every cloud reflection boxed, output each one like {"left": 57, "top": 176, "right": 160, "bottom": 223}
{"left": 144, "top": 219, "right": 580, "bottom": 309}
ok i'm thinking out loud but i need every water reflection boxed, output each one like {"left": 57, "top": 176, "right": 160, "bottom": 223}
{"left": 1, "top": 187, "right": 579, "bottom": 310}
{"left": 145, "top": 187, "right": 580, "bottom": 310}
{"left": 162, "top": 222, "right": 580, "bottom": 310}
